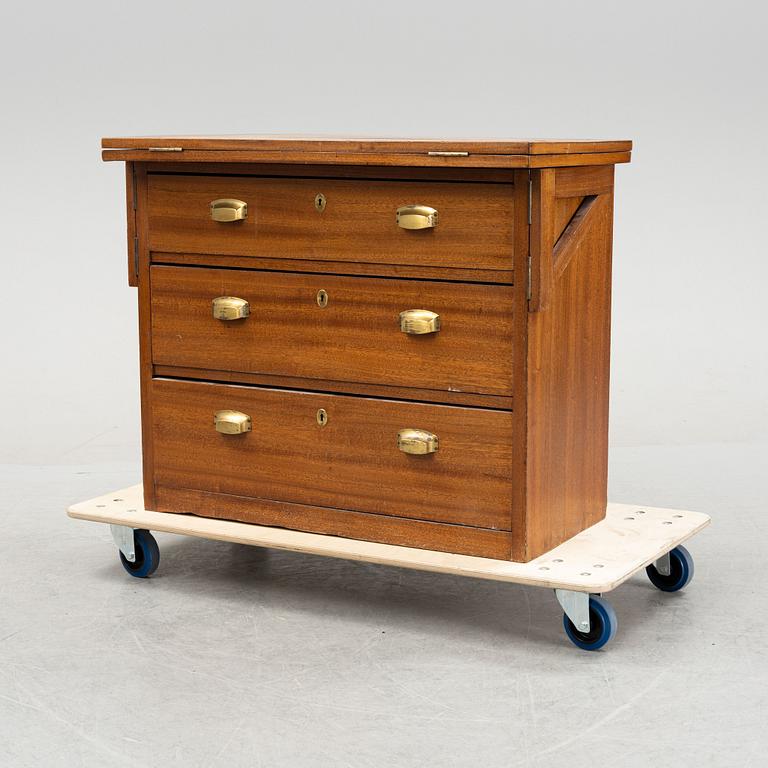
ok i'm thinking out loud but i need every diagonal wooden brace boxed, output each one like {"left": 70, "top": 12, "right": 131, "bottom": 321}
{"left": 528, "top": 166, "right": 613, "bottom": 312}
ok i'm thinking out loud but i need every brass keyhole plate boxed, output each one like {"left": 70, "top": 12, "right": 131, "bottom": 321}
{"left": 316, "top": 408, "right": 328, "bottom": 426}
{"left": 314, "top": 193, "right": 326, "bottom": 212}
{"left": 316, "top": 289, "right": 329, "bottom": 307}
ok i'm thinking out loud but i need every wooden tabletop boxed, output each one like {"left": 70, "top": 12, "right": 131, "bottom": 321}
{"left": 102, "top": 134, "right": 632, "bottom": 169}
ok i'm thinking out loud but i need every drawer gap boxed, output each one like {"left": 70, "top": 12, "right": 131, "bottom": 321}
{"left": 152, "top": 374, "right": 514, "bottom": 413}
{"left": 151, "top": 255, "right": 515, "bottom": 286}
{"left": 147, "top": 170, "right": 516, "bottom": 185}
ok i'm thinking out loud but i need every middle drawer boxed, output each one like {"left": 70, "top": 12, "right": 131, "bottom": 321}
{"left": 151, "top": 266, "right": 514, "bottom": 397}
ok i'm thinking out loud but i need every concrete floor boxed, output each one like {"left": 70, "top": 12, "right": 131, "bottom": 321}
{"left": 1, "top": 443, "right": 766, "bottom": 767}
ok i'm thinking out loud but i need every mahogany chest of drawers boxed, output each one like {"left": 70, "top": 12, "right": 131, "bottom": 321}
{"left": 103, "top": 135, "right": 631, "bottom": 562}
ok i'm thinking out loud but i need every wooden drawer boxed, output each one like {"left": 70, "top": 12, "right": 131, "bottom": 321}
{"left": 150, "top": 266, "right": 514, "bottom": 397}
{"left": 147, "top": 175, "right": 514, "bottom": 271}
{"left": 150, "top": 379, "right": 514, "bottom": 530}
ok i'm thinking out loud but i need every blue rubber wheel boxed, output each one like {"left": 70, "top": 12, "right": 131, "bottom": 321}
{"left": 646, "top": 545, "right": 694, "bottom": 592}
{"left": 563, "top": 596, "right": 618, "bottom": 651}
{"left": 119, "top": 529, "right": 160, "bottom": 578}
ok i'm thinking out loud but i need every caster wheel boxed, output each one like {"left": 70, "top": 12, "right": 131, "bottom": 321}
{"left": 646, "top": 545, "right": 694, "bottom": 592}
{"left": 563, "top": 595, "right": 617, "bottom": 651}
{"left": 119, "top": 529, "right": 160, "bottom": 578}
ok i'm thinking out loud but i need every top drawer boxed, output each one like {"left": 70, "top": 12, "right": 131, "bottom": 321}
{"left": 147, "top": 175, "right": 514, "bottom": 271}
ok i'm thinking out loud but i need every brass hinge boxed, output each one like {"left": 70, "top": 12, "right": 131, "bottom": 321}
{"left": 427, "top": 150, "right": 469, "bottom": 157}
{"left": 147, "top": 146, "right": 183, "bottom": 152}
{"left": 526, "top": 254, "right": 532, "bottom": 301}
{"left": 133, "top": 236, "right": 139, "bottom": 279}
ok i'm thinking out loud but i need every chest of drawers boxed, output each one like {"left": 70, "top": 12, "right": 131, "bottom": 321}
{"left": 103, "top": 135, "right": 631, "bottom": 562}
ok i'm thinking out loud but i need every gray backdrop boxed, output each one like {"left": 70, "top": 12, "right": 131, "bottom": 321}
{"left": 2, "top": 0, "right": 766, "bottom": 466}
{"left": 2, "top": 4, "right": 767, "bottom": 766}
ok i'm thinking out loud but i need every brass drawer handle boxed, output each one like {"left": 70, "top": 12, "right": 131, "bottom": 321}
{"left": 214, "top": 410, "right": 252, "bottom": 435}
{"left": 212, "top": 296, "right": 250, "bottom": 321}
{"left": 210, "top": 198, "right": 248, "bottom": 222}
{"left": 396, "top": 204, "right": 438, "bottom": 230}
{"left": 399, "top": 309, "right": 441, "bottom": 335}
{"left": 397, "top": 428, "right": 439, "bottom": 455}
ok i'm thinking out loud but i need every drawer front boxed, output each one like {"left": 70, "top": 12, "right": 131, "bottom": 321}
{"left": 147, "top": 175, "right": 514, "bottom": 271}
{"left": 151, "top": 266, "right": 514, "bottom": 397}
{"left": 150, "top": 379, "right": 514, "bottom": 530}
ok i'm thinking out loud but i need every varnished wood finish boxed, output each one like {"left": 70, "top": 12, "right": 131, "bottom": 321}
{"left": 154, "top": 487, "right": 513, "bottom": 559}
{"left": 103, "top": 136, "right": 631, "bottom": 169}
{"left": 553, "top": 196, "right": 598, "bottom": 279}
{"left": 153, "top": 366, "right": 513, "bottom": 410}
{"left": 107, "top": 149, "right": 535, "bottom": 167}
{"left": 530, "top": 165, "right": 615, "bottom": 314}
{"left": 509, "top": 172, "right": 534, "bottom": 561}
{"left": 153, "top": 251, "right": 514, "bottom": 285}
{"left": 527, "top": 151, "right": 629, "bottom": 169}
{"left": 134, "top": 164, "right": 157, "bottom": 511}
{"left": 150, "top": 266, "right": 514, "bottom": 398}
{"left": 108, "top": 137, "right": 629, "bottom": 562}
{"left": 527, "top": 140, "right": 630, "bottom": 156}
{"left": 150, "top": 378, "right": 515, "bottom": 530}
{"left": 524, "top": 171, "right": 615, "bottom": 559}
{"left": 147, "top": 161, "right": 520, "bottom": 183}
{"left": 125, "top": 163, "right": 137, "bottom": 286}
{"left": 147, "top": 175, "right": 515, "bottom": 272}
{"left": 529, "top": 169, "right": 556, "bottom": 312}
{"left": 104, "top": 134, "right": 631, "bottom": 155}
{"left": 553, "top": 196, "right": 584, "bottom": 244}
{"left": 105, "top": 148, "right": 630, "bottom": 169}
{"left": 554, "top": 165, "right": 614, "bottom": 198}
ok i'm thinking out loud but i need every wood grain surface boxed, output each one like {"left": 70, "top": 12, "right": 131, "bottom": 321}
{"left": 113, "top": 149, "right": 629, "bottom": 562}
{"left": 529, "top": 169, "right": 556, "bottom": 312}
{"left": 154, "top": 486, "right": 514, "bottom": 559}
{"left": 152, "top": 366, "right": 513, "bottom": 410}
{"left": 125, "top": 163, "right": 137, "bottom": 287}
{"left": 105, "top": 148, "right": 630, "bottom": 169}
{"left": 141, "top": 161, "right": 520, "bottom": 182}
{"left": 553, "top": 196, "right": 584, "bottom": 244}
{"left": 152, "top": 250, "right": 514, "bottom": 285}
{"left": 150, "top": 379, "right": 515, "bottom": 531}
{"left": 102, "top": 136, "right": 631, "bottom": 169}
{"left": 147, "top": 175, "right": 515, "bottom": 271}
{"left": 103, "top": 134, "right": 632, "bottom": 155}
{"left": 524, "top": 176, "right": 615, "bottom": 558}
{"left": 150, "top": 266, "right": 515, "bottom": 397}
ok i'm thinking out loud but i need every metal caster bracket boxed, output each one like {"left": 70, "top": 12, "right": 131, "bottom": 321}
{"left": 654, "top": 551, "right": 671, "bottom": 576}
{"left": 555, "top": 589, "right": 590, "bottom": 633}
{"left": 110, "top": 524, "right": 136, "bottom": 562}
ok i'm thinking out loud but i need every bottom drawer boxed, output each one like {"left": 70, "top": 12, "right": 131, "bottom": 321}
{"left": 150, "top": 379, "right": 514, "bottom": 531}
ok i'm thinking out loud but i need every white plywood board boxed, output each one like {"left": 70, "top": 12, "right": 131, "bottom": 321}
{"left": 68, "top": 485, "right": 710, "bottom": 593}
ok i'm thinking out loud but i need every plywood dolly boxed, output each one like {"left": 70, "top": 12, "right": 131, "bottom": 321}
{"left": 68, "top": 486, "right": 710, "bottom": 651}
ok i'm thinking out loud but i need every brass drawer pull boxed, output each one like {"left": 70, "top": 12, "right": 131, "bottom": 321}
{"left": 397, "top": 428, "right": 439, "bottom": 455}
{"left": 399, "top": 309, "right": 441, "bottom": 335}
{"left": 214, "top": 410, "right": 252, "bottom": 435}
{"left": 212, "top": 296, "right": 250, "bottom": 320}
{"left": 210, "top": 198, "right": 248, "bottom": 222}
{"left": 396, "top": 204, "right": 438, "bottom": 230}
